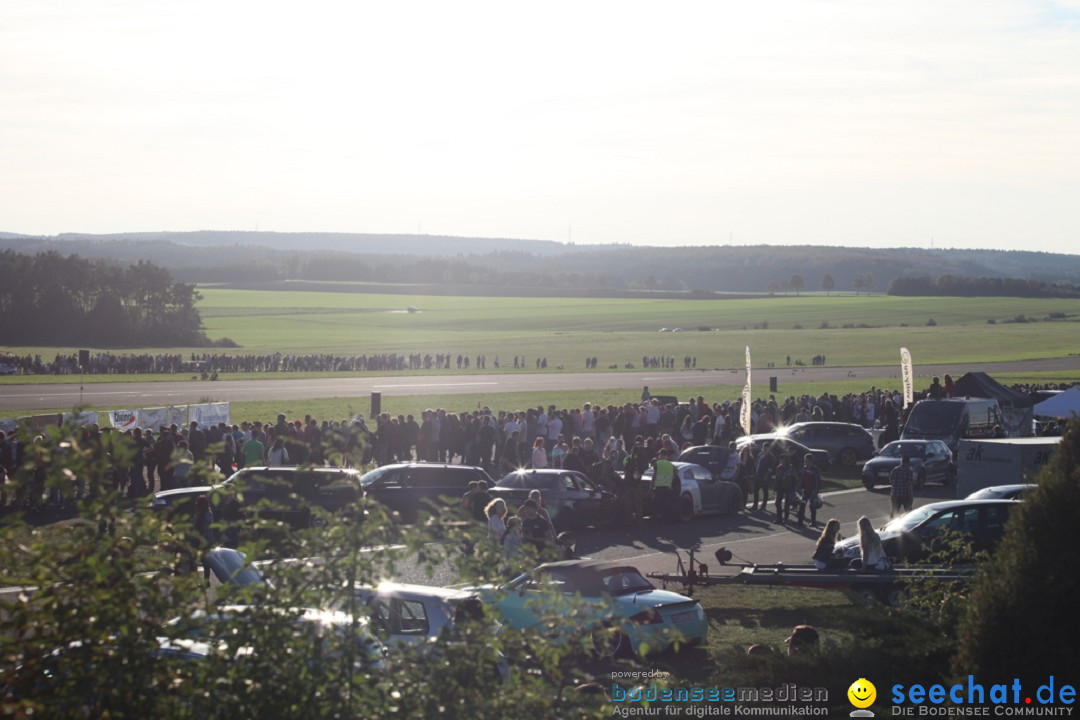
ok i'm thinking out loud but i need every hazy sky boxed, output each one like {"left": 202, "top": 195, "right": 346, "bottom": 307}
{"left": 2, "top": 1, "right": 1079, "bottom": 252}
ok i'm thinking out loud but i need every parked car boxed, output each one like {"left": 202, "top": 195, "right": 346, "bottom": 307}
{"left": 150, "top": 466, "right": 363, "bottom": 528}
{"left": 157, "top": 605, "right": 386, "bottom": 669}
{"left": 348, "top": 582, "right": 509, "bottom": 680}
{"left": 359, "top": 463, "right": 493, "bottom": 522}
{"left": 861, "top": 439, "right": 955, "bottom": 490}
{"left": 474, "top": 559, "right": 708, "bottom": 658}
{"left": 735, "top": 435, "right": 830, "bottom": 471}
{"left": 640, "top": 461, "right": 744, "bottom": 521}
{"left": 775, "top": 422, "right": 876, "bottom": 466}
{"left": 677, "top": 444, "right": 746, "bottom": 495}
{"left": 489, "top": 469, "right": 617, "bottom": 530}
{"left": 834, "top": 499, "right": 1020, "bottom": 563}
{"left": 966, "top": 484, "right": 1036, "bottom": 500}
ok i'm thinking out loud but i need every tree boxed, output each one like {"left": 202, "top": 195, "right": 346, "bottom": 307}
{"left": 0, "top": 421, "right": 617, "bottom": 719}
{"left": 954, "top": 420, "right": 1080, "bottom": 679}
{"left": 821, "top": 274, "right": 835, "bottom": 296}
{"left": 789, "top": 274, "right": 805, "bottom": 296}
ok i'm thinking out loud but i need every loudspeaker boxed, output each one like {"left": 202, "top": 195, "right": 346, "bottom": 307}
{"left": 78, "top": 349, "right": 90, "bottom": 367}
{"left": 769, "top": 376, "right": 778, "bottom": 393}
{"left": 370, "top": 391, "right": 382, "bottom": 417}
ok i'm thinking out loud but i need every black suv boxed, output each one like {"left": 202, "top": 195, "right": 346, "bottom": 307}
{"left": 150, "top": 466, "right": 363, "bottom": 528}
{"left": 359, "top": 463, "right": 493, "bottom": 522}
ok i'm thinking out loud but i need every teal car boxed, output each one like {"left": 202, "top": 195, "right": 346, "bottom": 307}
{"left": 477, "top": 560, "right": 708, "bottom": 658}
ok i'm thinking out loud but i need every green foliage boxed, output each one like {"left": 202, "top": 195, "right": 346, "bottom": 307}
{"left": 954, "top": 420, "right": 1080, "bottom": 678}
{"left": 0, "top": 422, "right": 613, "bottom": 718}
{"left": 0, "top": 250, "right": 207, "bottom": 346}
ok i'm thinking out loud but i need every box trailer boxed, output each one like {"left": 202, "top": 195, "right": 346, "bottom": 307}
{"left": 955, "top": 436, "right": 1061, "bottom": 497}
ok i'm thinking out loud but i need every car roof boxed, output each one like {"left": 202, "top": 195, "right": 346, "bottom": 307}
{"left": 535, "top": 559, "right": 641, "bottom": 575}
{"left": 910, "top": 498, "right": 1021, "bottom": 511}
{"left": 368, "top": 463, "right": 486, "bottom": 471}
{"left": 235, "top": 466, "right": 360, "bottom": 475}
{"left": 358, "top": 582, "right": 475, "bottom": 601}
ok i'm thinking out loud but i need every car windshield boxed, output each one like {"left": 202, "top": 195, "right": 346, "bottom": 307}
{"left": 597, "top": 570, "right": 654, "bottom": 596}
{"left": 882, "top": 505, "right": 939, "bottom": 533}
{"left": 905, "top": 402, "right": 964, "bottom": 436}
{"left": 879, "top": 442, "right": 927, "bottom": 459}
{"left": 359, "top": 466, "right": 394, "bottom": 488}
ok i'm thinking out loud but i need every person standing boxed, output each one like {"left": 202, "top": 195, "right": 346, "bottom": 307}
{"left": 531, "top": 437, "right": 548, "bottom": 469}
{"left": 795, "top": 454, "right": 822, "bottom": 527}
{"left": 753, "top": 446, "right": 775, "bottom": 511}
{"left": 773, "top": 455, "right": 796, "bottom": 525}
{"left": 889, "top": 453, "right": 915, "bottom": 518}
{"left": 244, "top": 430, "right": 266, "bottom": 467}
{"left": 651, "top": 449, "right": 678, "bottom": 522}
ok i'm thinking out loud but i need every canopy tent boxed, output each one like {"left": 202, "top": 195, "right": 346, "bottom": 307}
{"left": 953, "top": 372, "right": 1032, "bottom": 407}
{"left": 1033, "top": 386, "right": 1080, "bottom": 418}
{"left": 952, "top": 372, "right": 1033, "bottom": 436}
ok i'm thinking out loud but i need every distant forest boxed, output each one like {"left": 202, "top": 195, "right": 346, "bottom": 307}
{"left": 888, "top": 275, "right": 1080, "bottom": 299}
{"left": 3, "top": 231, "right": 1080, "bottom": 298}
{"left": 0, "top": 250, "right": 208, "bottom": 346}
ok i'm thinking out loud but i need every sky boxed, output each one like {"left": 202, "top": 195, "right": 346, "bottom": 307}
{"left": 2, "top": 0, "right": 1079, "bottom": 252}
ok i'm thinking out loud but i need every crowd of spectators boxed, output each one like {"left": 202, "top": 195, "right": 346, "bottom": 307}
{"left": 0, "top": 379, "right": 1073, "bottom": 512}
{"left": 0, "top": 352, "right": 562, "bottom": 375}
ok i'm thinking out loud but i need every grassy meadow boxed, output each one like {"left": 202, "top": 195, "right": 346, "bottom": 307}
{"left": 2, "top": 290, "right": 1080, "bottom": 384}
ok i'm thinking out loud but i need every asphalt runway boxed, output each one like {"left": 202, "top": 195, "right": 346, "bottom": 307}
{"left": 1, "top": 356, "right": 1078, "bottom": 412}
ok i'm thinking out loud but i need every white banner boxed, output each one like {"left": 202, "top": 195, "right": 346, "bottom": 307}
{"left": 108, "top": 409, "right": 140, "bottom": 432}
{"left": 63, "top": 411, "right": 99, "bottom": 428}
{"left": 190, "top": 402, "right": 230, "bottom": 428}
{"left": 900, "top": 347, "right": 914, "bottom": 408}
{"left": 740, "top": 345, "right": 752, "bottom": 435}
{"left": 138, "top": 406, "right": 187, "bottom": 430}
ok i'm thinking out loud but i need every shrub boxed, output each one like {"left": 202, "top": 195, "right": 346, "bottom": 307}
{"left": 926, "top": 318, "right": 937, "bottom": 326}
{"left": 986, "top": 318, "right": 997, "bottom": 324}
{"left": 954, "top": 420, "right": 1080, "bottom": 678}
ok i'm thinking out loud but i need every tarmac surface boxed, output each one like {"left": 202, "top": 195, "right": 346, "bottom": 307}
{"left": 1, "top": 356, "right": 1078, "bottom": 412}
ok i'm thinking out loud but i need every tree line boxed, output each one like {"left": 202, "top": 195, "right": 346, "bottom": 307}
{"left": 887, "top": 274, "right": 1080, "bottom": 298}
{"left": 0, "top": 250, "right": 209, "bottom": 346}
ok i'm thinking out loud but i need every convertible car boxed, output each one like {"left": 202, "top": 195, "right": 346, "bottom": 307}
{"left": 474, "top": 559, "right": 708, "bottom": 658}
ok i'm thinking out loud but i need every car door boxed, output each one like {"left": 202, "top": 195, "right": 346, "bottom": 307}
{"left": 498, "top": 570, "right": 575, "bottom": 629}
{"left": 977, "top": 504, "right": 1013, "bottom": 553}
{"left": 691, "top": 465, "right": 719, "bottom": 513}
{"left": 572, "top": 473, "right": 607, "bottom": 525}
{"left": 369, "top": 468, "right": 409, "bottom": 518}
{"left": 924, "top": 442, "right": 948, "bottom": 482}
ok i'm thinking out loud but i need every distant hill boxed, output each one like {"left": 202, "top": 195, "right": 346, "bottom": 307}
{"left": 2, "top": 231, "right": 1079, "bottom": 295}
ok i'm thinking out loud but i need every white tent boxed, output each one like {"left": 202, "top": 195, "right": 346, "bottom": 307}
{"left": 1033, "top": 386, "right": 1080, "bottom": 417}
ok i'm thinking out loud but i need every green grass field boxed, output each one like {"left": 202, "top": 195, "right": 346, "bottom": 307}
{"left": 3, "top": 290, "right": 1080, "bottom": 384}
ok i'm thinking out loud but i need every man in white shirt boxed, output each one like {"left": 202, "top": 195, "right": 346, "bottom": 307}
{"left": 547, "top": 411, "right": 563, "bottom": 445}
{"left": 581, "top": 403, "right": 595, "bottom": 439}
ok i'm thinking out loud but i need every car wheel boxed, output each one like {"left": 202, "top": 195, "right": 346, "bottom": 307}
{"left": 678, "top": 494, "right": 694, "bottom": 523}
{"left": 590, "top": 626, "right": 628, "bottom": 659}
{"left": 863, "top": 477, "right": 875, "bottom": 490}
{"left": 731, "top": 490, "right": 746, "bottom": 514}
{"left": 838, "top": 447, "right": 858, "bottom": 467}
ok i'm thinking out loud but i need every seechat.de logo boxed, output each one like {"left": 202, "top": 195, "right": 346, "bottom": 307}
{"left": 849, "top": 678, "right": 877, "bottom": 717}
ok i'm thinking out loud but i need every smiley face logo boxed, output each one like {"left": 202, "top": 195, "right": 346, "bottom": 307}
{"left": 848, "top": 678, "right": 876, "bottom": 708}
